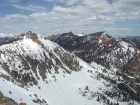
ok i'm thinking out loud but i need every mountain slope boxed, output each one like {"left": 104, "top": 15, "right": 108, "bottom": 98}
{"left": 121, "top": 37, "right": 140, "bottom": 50}
{"left": 0, "top": 31, "right": 140, "bottom": 105}
{"left": 50, "top": 31, "right": 139, "bottom": 71}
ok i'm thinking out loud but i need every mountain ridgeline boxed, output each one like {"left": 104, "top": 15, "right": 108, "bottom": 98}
{"left": 0, "top": 31, "right": 140, "bottom": 105}
{"left": 50, "top": 31, "right": 140, "bottom": 71}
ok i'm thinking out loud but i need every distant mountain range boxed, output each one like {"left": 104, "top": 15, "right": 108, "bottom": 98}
{"left": 126, "top": 36, "right": 140, "bottom": 41}
{"left": 0, "top": 33, "right": 18, "bottom": 45}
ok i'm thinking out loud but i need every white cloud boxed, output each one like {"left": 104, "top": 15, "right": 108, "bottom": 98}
{"left": 52, "top": 5, "right": 87, "bottom": 15}
{"left": 19, "top": 0, "right": 140, "bottom": 34}
{"left": 11, "top": 4, "right": 46, "bottom": 11}
{"left": 1, "top": 0, "right": 140, "bottom": 35}
{"left": 66, "top": 0, "right": 80, "bottom": 5}
{"left": 41, "top": 0, "right": 140, "bottom": 22}
{"left": 104, "top": 28, "right": 131, "bottom": 31}
{"left": 4, "top": 26, "right": 13, "bottom": 29}
{"left": 86, "top": 16, "right": 97, "bottom": 21}
{"left": 43, "top": 0, "right": 80, "bottom": 5}
{"left": 4, "top": 25, "right": 19, "bottom": 29}
{"left": 0, "top": 14, "right": 29, "bottom": 26}
{"left": 7, "top": 0, "right": 20, "bottom": 3}
{"left": 4, "top": 14, "right": 28, "bottom": 21}
{"left": 43, "top": 0, "right": 54, "bottom": 2}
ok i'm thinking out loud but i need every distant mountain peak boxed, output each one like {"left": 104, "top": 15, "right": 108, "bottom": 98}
{"left": 15, "top": 31, "right": 38, "bottom": 43}
{"left": 18, "top": 31, "right": 37, "bottom": 38}
{"left": 68, "top": 31, "right": 73, "bottom": 34}
{"left": 61, "top": 31, "right": 76, "bottom": 37}
{"left": 89, "top": 31, "right": 105, "bottom": 37}
{"left": 89, "top": 31, "right": 113, "bottom": 39}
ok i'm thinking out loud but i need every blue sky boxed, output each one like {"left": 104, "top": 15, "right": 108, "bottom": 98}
{"left": 0, "top": 0, "right": 140, "bottom": 36}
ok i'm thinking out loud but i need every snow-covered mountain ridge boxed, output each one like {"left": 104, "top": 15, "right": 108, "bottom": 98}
{"left": 0, "top": 31, "right": 140, "bottom": 105}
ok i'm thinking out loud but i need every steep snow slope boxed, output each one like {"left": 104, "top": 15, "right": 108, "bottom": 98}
{"left": 1, "top": 57, "right": 139, "bottom": 105}
{"left": 0, "top": 58, "right": 125, "bottom": 105}
{"left": 0, "top": 78, "right": 40, "bottom": 105}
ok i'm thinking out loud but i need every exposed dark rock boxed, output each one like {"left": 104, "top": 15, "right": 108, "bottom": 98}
{"left": 19, "top": 103, "right": 26, "bottom": 105}
{"left": 0, "top": 91, "right": 18, "bottom": 105}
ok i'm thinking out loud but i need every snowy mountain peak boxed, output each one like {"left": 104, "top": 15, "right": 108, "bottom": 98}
{"left": 17, "top": 31, "right": 38, "bottom": 41}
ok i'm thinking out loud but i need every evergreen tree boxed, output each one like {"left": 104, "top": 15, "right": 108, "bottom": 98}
{"left": 97, "top": 96, "right": 100, "bottom": 101}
